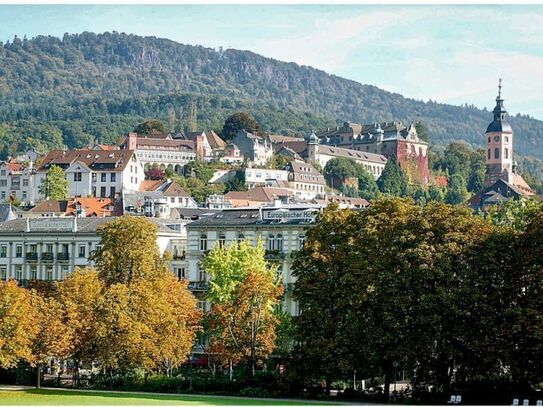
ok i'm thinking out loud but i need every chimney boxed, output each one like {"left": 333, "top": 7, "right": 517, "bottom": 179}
{"left": 127, "top": 132, "right": 138, "bottom": 151}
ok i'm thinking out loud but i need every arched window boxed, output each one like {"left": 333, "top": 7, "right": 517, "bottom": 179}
{"left": 218, "top": 233, "right": 226, "bottom": 247}
{"left": 488, "top": 149, "right": 491, "bottom": 159}
{"left": 504, "top": 148, "right": 509, "bottom": 159}
{"left": 267, "top": 234, "right": 275, "bottom": 251}
{"left": 494, "top": 148, "right": 500, "bottom": 159}
{"left": 199, "top": 233, "right": 207, "bottom": 252}
{"left": 488, "top": 136, "right": 491, "bottom": 142}
{"left": 276, "top": 234, "right": 283, "bottom": 252}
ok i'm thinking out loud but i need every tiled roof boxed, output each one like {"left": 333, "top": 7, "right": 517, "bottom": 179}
{"left": 317, "top": 145, "right": 387, "bottom": 164}
{"left": 225, "top": 187, "right": 292, "bottom": 206}
{"left": 268, "top": 134, "right": 304, "bottom": 144}
{"left": 135, "top": 138, "right": 195, "bottom": 151}
{"left": 37, "top": 149, "right": 135, "bottom": 172}
{"left": 29, "top": 198, "right": 118, "bottom": 217}
{"left": 274, "top": 140, "right": 307, "bottom": 155}
{"left": 206, "top": 131, "right": 227, "bottom": 149}
{"left": 286, "top": 162, "right": 325, "bottom": 184}
{"left": 139, "top": 180, "right": 190, "bottom": 197}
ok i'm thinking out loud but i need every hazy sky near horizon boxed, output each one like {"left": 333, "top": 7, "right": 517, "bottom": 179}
{"left": 1, "top": 4, "right": 542, "bottom": 119}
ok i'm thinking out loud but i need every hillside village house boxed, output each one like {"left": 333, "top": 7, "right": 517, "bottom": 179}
{"left": 26, "top": 197, "right": 118, "bottom": 218}
{"left": 0, "top": 159, "right": 38, "bottom": 205}
{"left": 231, "top": 130, "right": 273, "bottom": 166}
{"left": 119, "top": 132, "right": 196, "bottom": 173}
{"left": 285, "top": 161, "right": 326, "bottom": 200}
{"left": 185, "top": 203, "right": 322, "bottom": 317}
{"left": 224, "top": 186, "right": 293, "bottom": 208}
{"left": 244, "top": 168, "right": 290, "bottom": 188}
{"left": 183, "top": 131, "right": 227, "bottom": 160}
{"left": 0, "top": 217, "right": 187, "bottom": 284}
{"left": 35, "top": 149, "right": 144, "bottom": 200}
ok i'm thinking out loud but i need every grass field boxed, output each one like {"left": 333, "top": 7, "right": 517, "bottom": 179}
{"left": 0, "top": 388, "right": 323, "bottom": 405}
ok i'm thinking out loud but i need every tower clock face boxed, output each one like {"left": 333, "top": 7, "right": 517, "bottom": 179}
{"left": 494, "top": 136, "right": 500, "bottom": 142}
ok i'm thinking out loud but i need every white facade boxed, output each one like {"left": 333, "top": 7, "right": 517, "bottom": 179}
{"left": 185, "top": 204, "right": 321, "bottom": 316}
{"left": 0, "top": 161, "right": 38, "bottom": 205}
{"left": 244, "top": 168, "right": 289, "bottom": 188}
{"left": 231, "top": 131, "right": 273, "bottom": 166}
{"left": 35, "top": 153, "right": 144, "bottom": 200}
{"left": 0, "top": 217, "right": 187, "bottom": 283}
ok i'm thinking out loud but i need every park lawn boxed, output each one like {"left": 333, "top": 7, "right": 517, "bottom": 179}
{"left": 0, "top": 389, "right": 318, "bottom": 406}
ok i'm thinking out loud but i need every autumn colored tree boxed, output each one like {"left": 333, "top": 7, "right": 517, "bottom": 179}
{"left": 0, "top": 280, "right": 39, "bottom": 368}
{"left": 95, "top": 272, "right": 201, "bottom": 373}
{"left": 91, "top": 216, "right": 166, "bottom": 285}
{"left": 55, "top": 268, "right": 104, "bottom": 381}
{"left": 203, "top": 240, "right": 282, "bottom": 376}
{"left": 38, "top": 164, "right": 69, "bottom": 200}
{"left": 144, "top": 166, "right": 165, "bottom": 181}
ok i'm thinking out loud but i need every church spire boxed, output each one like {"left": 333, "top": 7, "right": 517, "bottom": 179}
{"left": 493, "top": 78, "right": 507, "bottom": 123}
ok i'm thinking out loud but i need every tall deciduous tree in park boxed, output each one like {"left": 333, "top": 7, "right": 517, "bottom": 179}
{"left": 38, "top": 164, "right": 69, "bottom": 200}
{"left": 91, "top": 216, "right": 166, "bottom": 285}
{"left": 221, "top": 112, "right": 261, "bottom": 141}
{"left": 203, "top": 241, "right": 282, "bottom": 377}
{"left": 377, "top": 157, "right": 407, "bottom": 196}
{"left": 0, "top": 280, "right": 39, "bottom": 368}
{"left": 55, "top": 268, "right": 104, "bottom": 381}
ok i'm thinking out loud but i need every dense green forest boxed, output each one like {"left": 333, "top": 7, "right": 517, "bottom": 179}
{"left": 0, "top": 32, "right": 542, "bottom": 169}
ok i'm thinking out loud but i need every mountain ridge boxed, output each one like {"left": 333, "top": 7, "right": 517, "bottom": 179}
{"left": 0, "top": 31, "right": 542, "bottom": 161}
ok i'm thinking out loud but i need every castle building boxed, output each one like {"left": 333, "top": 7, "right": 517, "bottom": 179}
{"left": 315, "top": 121, "right": 429, "bottom": 183}
{"left": 469, "top": 80, "right": 535, "bottom": 211}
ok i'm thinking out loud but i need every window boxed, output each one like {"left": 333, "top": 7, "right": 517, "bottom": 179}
{"left": 0, "top": 170, "right": 4, "bottom": 176}
{"left": 15, "top": 265, "right": 23, "bottom": 280}
{"left": 30, "top": 266, "right": 37, "bottom": 280}
{"left": 505, "top": 148, "right": 509, "bottom": 159}
{"left": 78, "top": 245, "right": 86, "bottom": 258}
{"left": 1, "top": 191, "right": 5, "bottom": 199}
{"left": 218, "top": 233, "right": 226, "bottom": 247}
{"left": 101, "top": 173, "right": 106, "bottom": 182}
{"left": 110, "top": 187, "right": 116, "bottom": 197}
{"left": 46, "top": 266, "right": 53, "bottom": 281}
{"left": 505, "top": 136, "right": 509, "bottom": 142}
{"left": 488, "top": 149, "right": 491, "bottom": 159}
{"left": 199, "top": 234, "right": 207, "bottom": 251}
{"left": 176, "top": 267, "right": 186, "bottom": 279}
{"left": 237, "top": 233, "right": 245, "bottom": 244}
{"left": 494, "top": 148, "right": 500, "bottom": 159}
{"left": 0, "top": 245, "right": 6, "bottom": 258}
{"left": 110, "top": 173, "right": 116, "bottom": 182}
{"left": 488, "top": 137, "right": 491, "bottom": 142}
{"left": 46, "top": 244, "right": 53, "bottom": 254}
{"left": 197, "top": 300, "right": 207, "bottom": 312}
{"left": 100, "top": 187, "right": 106, "bottom": 197}
{"left": 267, "top": 234, "right": 275, "bottom": 251}
{"left": 276, "top": 234, "right": 284, "bottom": 252}
{"left": 73, "top": 172, "right": 82, "bottom": 182}
{"left": 298, "top": 234, "right": 306, "bottom": 250}
{"left": 22, "top": 179, "right": 28, "bottom": 187}
{"left": 0, "top": 266, "right": 6, "bottom": 280}
{"left": 0, "top": 180, "right": 6, "bottom": 187}
{"left": 15, "top": 245, "right": 22, "bottom": 258}
{"left": 22, "top": 191, "right": 27, "bottom": 200}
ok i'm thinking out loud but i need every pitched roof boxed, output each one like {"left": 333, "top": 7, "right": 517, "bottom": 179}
{"left": 139, "top": 180, "right": 190, "bottom": 197}
{"left": 274, "top": 140, "right": 307, "bottom": 155}
{"left": 37, "top": 149, "right": 135, "bottom": 172}
{"left": 29, "top": 198, "right": 118, "bottom": 217}
{"left": 317, "top": 145, "right": 387, "bottom": 164}
{"left": 206, "top": 131, "right": 227, "bottom": 149}
{"left": 286, "top": 161, "right": 325, "bottom": 184}
{"left": 268, "top": 134, "right": 304, "bottom": 144}
{"left": 225, "top": 187, "right": 292, "bottom": 206}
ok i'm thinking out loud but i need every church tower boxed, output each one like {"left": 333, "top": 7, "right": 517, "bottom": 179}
{"left": 485, "top": 79, "right": 514, "bottom": 185}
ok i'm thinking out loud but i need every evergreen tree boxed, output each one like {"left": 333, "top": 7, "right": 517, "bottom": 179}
{"left": 357, "top": 168, "right": 380, "bottom": 200}
{"left": 377, "top": 157, "right": 407, "bottom": 196}
{"left": 444, "top": 174, "right": 469, "bottom": 204}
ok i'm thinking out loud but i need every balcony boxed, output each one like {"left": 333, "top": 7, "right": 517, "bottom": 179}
{"left": 264, "top": 250, "right": 285, "bottom": 261}
{"left": 188, "top": 281, "right": 209, "bottom": 291}
{"left": 57, "top": 253, "right": 70, "bottom": 262}
{"left": 25, "top": 253, "right": 38, "bottom": 262}
{"left": 173, "top": 252, "right": 186, "bottom": 260}
{"left": 41, "top": 253, "right": 54, "bottom": 262}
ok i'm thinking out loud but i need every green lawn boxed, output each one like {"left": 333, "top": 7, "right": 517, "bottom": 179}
{"left": 0, "top": 388, "right": 321, "bottom": 405}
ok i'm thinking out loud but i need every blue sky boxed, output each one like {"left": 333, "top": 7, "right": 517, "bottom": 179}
{"left": 1, "top": 5, "right": 542, "bottom": 119}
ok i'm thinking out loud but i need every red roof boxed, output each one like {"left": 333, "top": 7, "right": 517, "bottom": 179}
{"left": 37, "top": 149, "right": 135, "bottom": 172}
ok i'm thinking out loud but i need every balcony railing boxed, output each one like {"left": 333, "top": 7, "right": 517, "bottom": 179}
{"left": 173, "top": 252, "right": 186, "bottom": 260}
{"left": 57, "top": 253, "right": 70, "bottom": 261}
{"left": 41, "top": 253, "right": 54, "bottom": 262}
{"left": 25, "top": 253, "right": 38, "bottom": 261}
{"left": 188, "top": 281, "right": 209, "bottom": 291}
{"left": 264, "top": 250, "right": 285, "bottom": 260}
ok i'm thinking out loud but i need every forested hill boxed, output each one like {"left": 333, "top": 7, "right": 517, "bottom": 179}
{"left": 0, "top": 31, "right": 542, "bottom": 159}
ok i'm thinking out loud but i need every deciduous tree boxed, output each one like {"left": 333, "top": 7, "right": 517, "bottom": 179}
{"left": 38, "top": 164, "right": 68, "bottom": 200}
